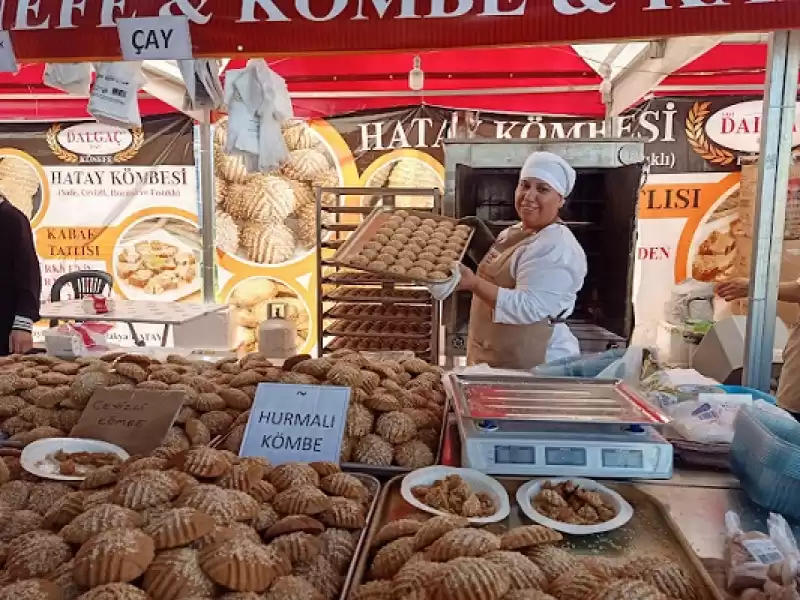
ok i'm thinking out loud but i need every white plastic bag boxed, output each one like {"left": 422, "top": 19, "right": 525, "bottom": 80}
{"left": 44, "top": 63, "right": 92, "bottom": 96}
{"left": 668, "top": 393, "right": 752, "bottom": 444}
{"left": 88, "top": 62, "right": 145, "bottom": 128}
{"left": 725, "top": 511, "right": 773, "bottom": 591}
{"left": 223, "top": 59, "right": 292, "bottom": 174}
{"left": 179, "top": 59, "right": 224, "bottom": 111}
{"left": 767, "top": 513, "right": 800, "bottom": 585}
{"left": 596, "top": 345, "right": 643, "bottom": 384}
{"left": 664, "top": 279, "right": 715, "bottom": 325}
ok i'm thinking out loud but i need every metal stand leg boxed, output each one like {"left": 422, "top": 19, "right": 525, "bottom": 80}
{"left": 161, "top": 324, "right": 171, "bottom": 348}
{"left": 127, "top": 323, "right": 145, "bottom": 347}
{"left": 743, "top": 30, "right": 800, "bottom": 392}
{"left": 197, "top": 116, "right": 216, "bottom": 304}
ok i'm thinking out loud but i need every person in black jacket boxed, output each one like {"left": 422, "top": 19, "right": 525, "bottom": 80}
{"left": 0, "top": 197, "right": 41, "bottom": 355}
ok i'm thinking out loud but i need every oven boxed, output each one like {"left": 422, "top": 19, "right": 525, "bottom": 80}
{"left": 441, "top": 138, "right": 645, "bottom": 363}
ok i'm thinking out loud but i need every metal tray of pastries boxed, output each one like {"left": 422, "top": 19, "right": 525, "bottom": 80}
{"left": 324, "top": 285, "right": 431, "bottom": 304}
{"left": 325, "top": 303, "right": 432, "bottom": 322}
{"left": 330, "top": 207, "right": 474, "bottom": 284}
{"left": 325, "top": 320, "right": 432, "bottom": 339}
{"left": 325, "top": 336, "right": 431, "bottom": 356}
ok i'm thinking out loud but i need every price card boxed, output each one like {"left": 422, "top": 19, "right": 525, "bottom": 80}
{"left": 117, "top": 16, "right": 193, "bottom": 61}
{"left": 239, "top": 384, "right": 351, "bottom": 465}
{"left": 71, "top": 388, "right": 185, "bottom": 455}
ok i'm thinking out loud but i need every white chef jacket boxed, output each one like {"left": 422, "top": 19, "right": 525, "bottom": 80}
{"left": 492, "top": 222, "right": 587, "bottom": 362}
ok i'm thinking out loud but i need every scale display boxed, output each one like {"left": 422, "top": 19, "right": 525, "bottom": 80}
{"left": 602, "top": 448, "right": 644, "bottom": 469}
{"left": 494, "top": 446, "right": 536, "bottom": 464}
{"left": 545, "top": 447, "right": 587, "bottom": 466}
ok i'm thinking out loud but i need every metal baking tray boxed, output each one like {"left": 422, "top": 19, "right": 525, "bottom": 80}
{"left": 346, "top": 475, "right": 724, "bottom": 600}
{"left": 324, "top": 305, "right": 431, "bottom": 322}
{"left": 339, "top": 473, "right": 381, "bottom": 600}
{"left": 323, "top": 271, "right": 427, "bottom": 286}
{"left": 449, "top": 374, "right": 670, "bottom": 426}
{"left": 329, "top": 207, "right": 474, "bottom": 285}
{"left": 324, "top": 337, "right": 431, "bottom": 356}
{"left": 324, "top": 286, "right": 431, "bottom": 304}
{"left": 325, "top": 320, "right": 432, "bottom": 340}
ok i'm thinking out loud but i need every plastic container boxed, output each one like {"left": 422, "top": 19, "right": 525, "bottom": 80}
{"left": 718, "top": 385, "right": 777, "bottom": 405}
{"left": 730, "top": 404, "right": 800, "bottom": 519}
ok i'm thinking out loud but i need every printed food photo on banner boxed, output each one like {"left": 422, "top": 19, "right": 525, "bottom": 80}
{"left": 0, "top": 152, "right": 46, "bottom": 225}
{"left": 687, "top": 184, "right": 742, "bottom": 283}
{"left": 113, "top": 215, "right": 201, "bottom": 301}
{"left": 361, "top": 151, "right": 444, "bottom": 208}
{"left": 213, "top": 117, "right": 342, "bottom": 266}
{"left": 225, "top": 276, "right": 311, "bottom": 355}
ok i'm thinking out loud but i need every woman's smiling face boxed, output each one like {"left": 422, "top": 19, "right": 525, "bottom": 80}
{"left": 515, "top": 177, "right": 564, "bottom": 230}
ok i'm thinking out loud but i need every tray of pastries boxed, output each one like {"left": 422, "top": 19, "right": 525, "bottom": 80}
{"left": 325, "top": 320, "right": 432, "bottom": 339}
{"left": 326, "top": 303, "right": 432, "bottom": 322}
{"left": 330, "top": 208, "right": 474, "bottom": 284}
{"left": 326, "top": 337, "right": 431, "bottom": 355}
{"left": 325, "top": 286, "right": 430, "bottom": 304}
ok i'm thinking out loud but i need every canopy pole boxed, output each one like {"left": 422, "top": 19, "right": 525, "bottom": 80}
{"left": 743, "top": 30, "right": 800, "bottom": 392}
{"left": 197, "top": 113, "right": 216, "bottom": 304}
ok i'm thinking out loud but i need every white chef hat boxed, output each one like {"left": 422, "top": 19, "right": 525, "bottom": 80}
{"left": 520, "top": 151, "right": 576, "bottom": 197}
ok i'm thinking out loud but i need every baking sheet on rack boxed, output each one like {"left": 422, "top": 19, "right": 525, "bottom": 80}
{"left": 329, "top": 207, "right": 474, "bottom": 285}
{"left": 325, "top": 305, "right": 432, "bottom": 322}
{"left": 325, "top": 320, "right": 432, "bottom": 339}
{"left": 340, "top": 473, "right": 381, "bottom": 600}
{"left": 348, "top": 476, "right": 724, "bottom": 600}
{"left": 325, "top": 287, "right": 432, "bottom": 304}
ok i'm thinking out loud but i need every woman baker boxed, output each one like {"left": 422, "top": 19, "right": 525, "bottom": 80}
{"left": 436, "top": 151, "right": 587, "bottom": 370}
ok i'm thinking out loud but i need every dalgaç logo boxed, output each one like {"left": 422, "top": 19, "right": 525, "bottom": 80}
{"left": 46, "top": 122, "right": 144, "bottom": 164}
{"left": 686, "top": 100, "right": 800, "bottom": 166}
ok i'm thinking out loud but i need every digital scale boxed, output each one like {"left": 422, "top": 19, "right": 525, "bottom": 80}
{"left": 448, "top": 374, "right": 674, "bottom": 479}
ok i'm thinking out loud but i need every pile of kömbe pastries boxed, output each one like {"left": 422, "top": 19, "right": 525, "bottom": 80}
{"left": 0, "top": 453, "right": 374, "bottom": 600}
{"left": 354, "top": 517, "right": 703, "bottom": 600}
{"left": 345, "top": 210, "right": 471, "bottom": 281}
{"left": 0, "top": 349, "right": 444, "bottom": 470}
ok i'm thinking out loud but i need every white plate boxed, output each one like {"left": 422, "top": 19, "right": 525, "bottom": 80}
{"left": 400, "top": 466, "right": 510, "bottom": 524}
{"left": 516, "top": 477, "right": 634, "bottom": 535}
{"left": 20, "top": 437, "right": 129, "bottom": 481}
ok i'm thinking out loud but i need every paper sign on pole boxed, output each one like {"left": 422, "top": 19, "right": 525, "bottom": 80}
{"left": 71, "top": 388, "right": 185, "bottom": 455}
{"left": 0, "top": 32, "right": 18, "bottom": 73}
{"left": 239, "top": 384, "right": 351, "bottom": 465}
{"left": 117, "top": 16, "right": 193, "bottom": 61}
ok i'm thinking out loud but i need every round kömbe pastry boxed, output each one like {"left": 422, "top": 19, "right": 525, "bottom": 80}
{"left": 394, "top": 210, "right": 410, "bottom": 218}
{"left": 406, "top": 215, "right": 423, "bottom": 225}
{"left": 436, "top": 255, "right": 456, "bottom": 266}
{"left": 417, "top": 252, "right": 438, "bottom": 263}
{"left": 418, "top": 225, "right": 435, "bottom": 236}
{"left": 364, "top": 241, "right": 383, "bottom": 252}
{"left": 423, "top": 245, "right": 442, "bottom": 256}
{"left": 388, "top": 265, "right": 407, "bottom": 275}
{"left": 443, "top": 242, "right": 462, "bottom": 252}
{"left": 410, "top": 235, "right": 429, "bottom": 247}
{"left": 367, "top": 260, "right": 388, "bottom": 271}
{"left": 401, "top": 219, "right": 418, "bottom": 229}
{"left": 441, "top": 249, "right": 460, "bottom": 259}
{"left": 428, "top": 270, "right": 449, "bottom": 280}
{"left": 377, "top": 227, "right": 394, "bottom": 237}
{"left": 387, "top": 239, "right": 405, "bottom": 250}
{"left": 424, "top": 237, "right": 443, "bottom": 248}
{"left": 407, "top": 243, "right": 423, "bottom": 254}
{"left": 438, "top": 220, "right": 455, "bottom": 230}
{"left": 396, "top": 257, "right": 415, "bottom": 269}
{"left": 398, "top": 250, "right": 417, "bottom": 261}
{"left": 361, "top": 249, "right": 379, "bottom": 261}
{"left": 384, "top": 218, "right": 402, "bottom": 228}
{"left": 421, "top": 218, "right": 438, "bottom": 228}
{"left": 392, "top": 233, "right": 410, "bottom": 244}
{"left": 454, "top": 226, "right": 471, "bottom": 238}
{"left": 431, "top": 231, "right": 449, "bottom": 243}
{"left": 381, "top": 245, "right": 400, "bottom": 256}
{"left": 396, "top": 226, "right": 415, "bottom": 237}
{"left": 374, "top": 233, "right": 390, "bottom": 245}
{"left": 414, "top": 259, "right": 436, "bottom": 272}
{"left": 348, "top": 255, "right": 369, "bottom": 268}
{"left": 376, "top": 253, "right": 396, "bottom": 265}
{"left": 406, "top": 267, "right": 427, "bottom": 279}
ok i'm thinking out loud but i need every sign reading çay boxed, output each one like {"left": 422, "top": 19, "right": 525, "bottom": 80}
{"left": 240, "top": 384, "right": 351, "bottom": 465}
{"left": 116, "top": 16, "right": 192, "bottom": 61}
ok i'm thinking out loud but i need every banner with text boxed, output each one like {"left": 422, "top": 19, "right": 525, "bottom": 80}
{"left": 1, "top": 114, "right": 197, "bottom": 345}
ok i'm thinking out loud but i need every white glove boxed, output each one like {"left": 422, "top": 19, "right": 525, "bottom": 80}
{"left": 428, "top": 266, "right": 461, "bottom": 301}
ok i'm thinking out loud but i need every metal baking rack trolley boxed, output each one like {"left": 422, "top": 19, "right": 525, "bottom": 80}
{"left": 315, "top": 187, "right": 442, "bottom": 362}
{"left": 448, "top": 373, "right": 674, "bottom": 479}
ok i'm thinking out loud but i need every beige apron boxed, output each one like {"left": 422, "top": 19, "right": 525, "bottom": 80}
{"left": 466, "top": 225, "right": 566, "bottom": 370}
{"left": 777, "top": 325, "right": 800, "bottom": 412}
